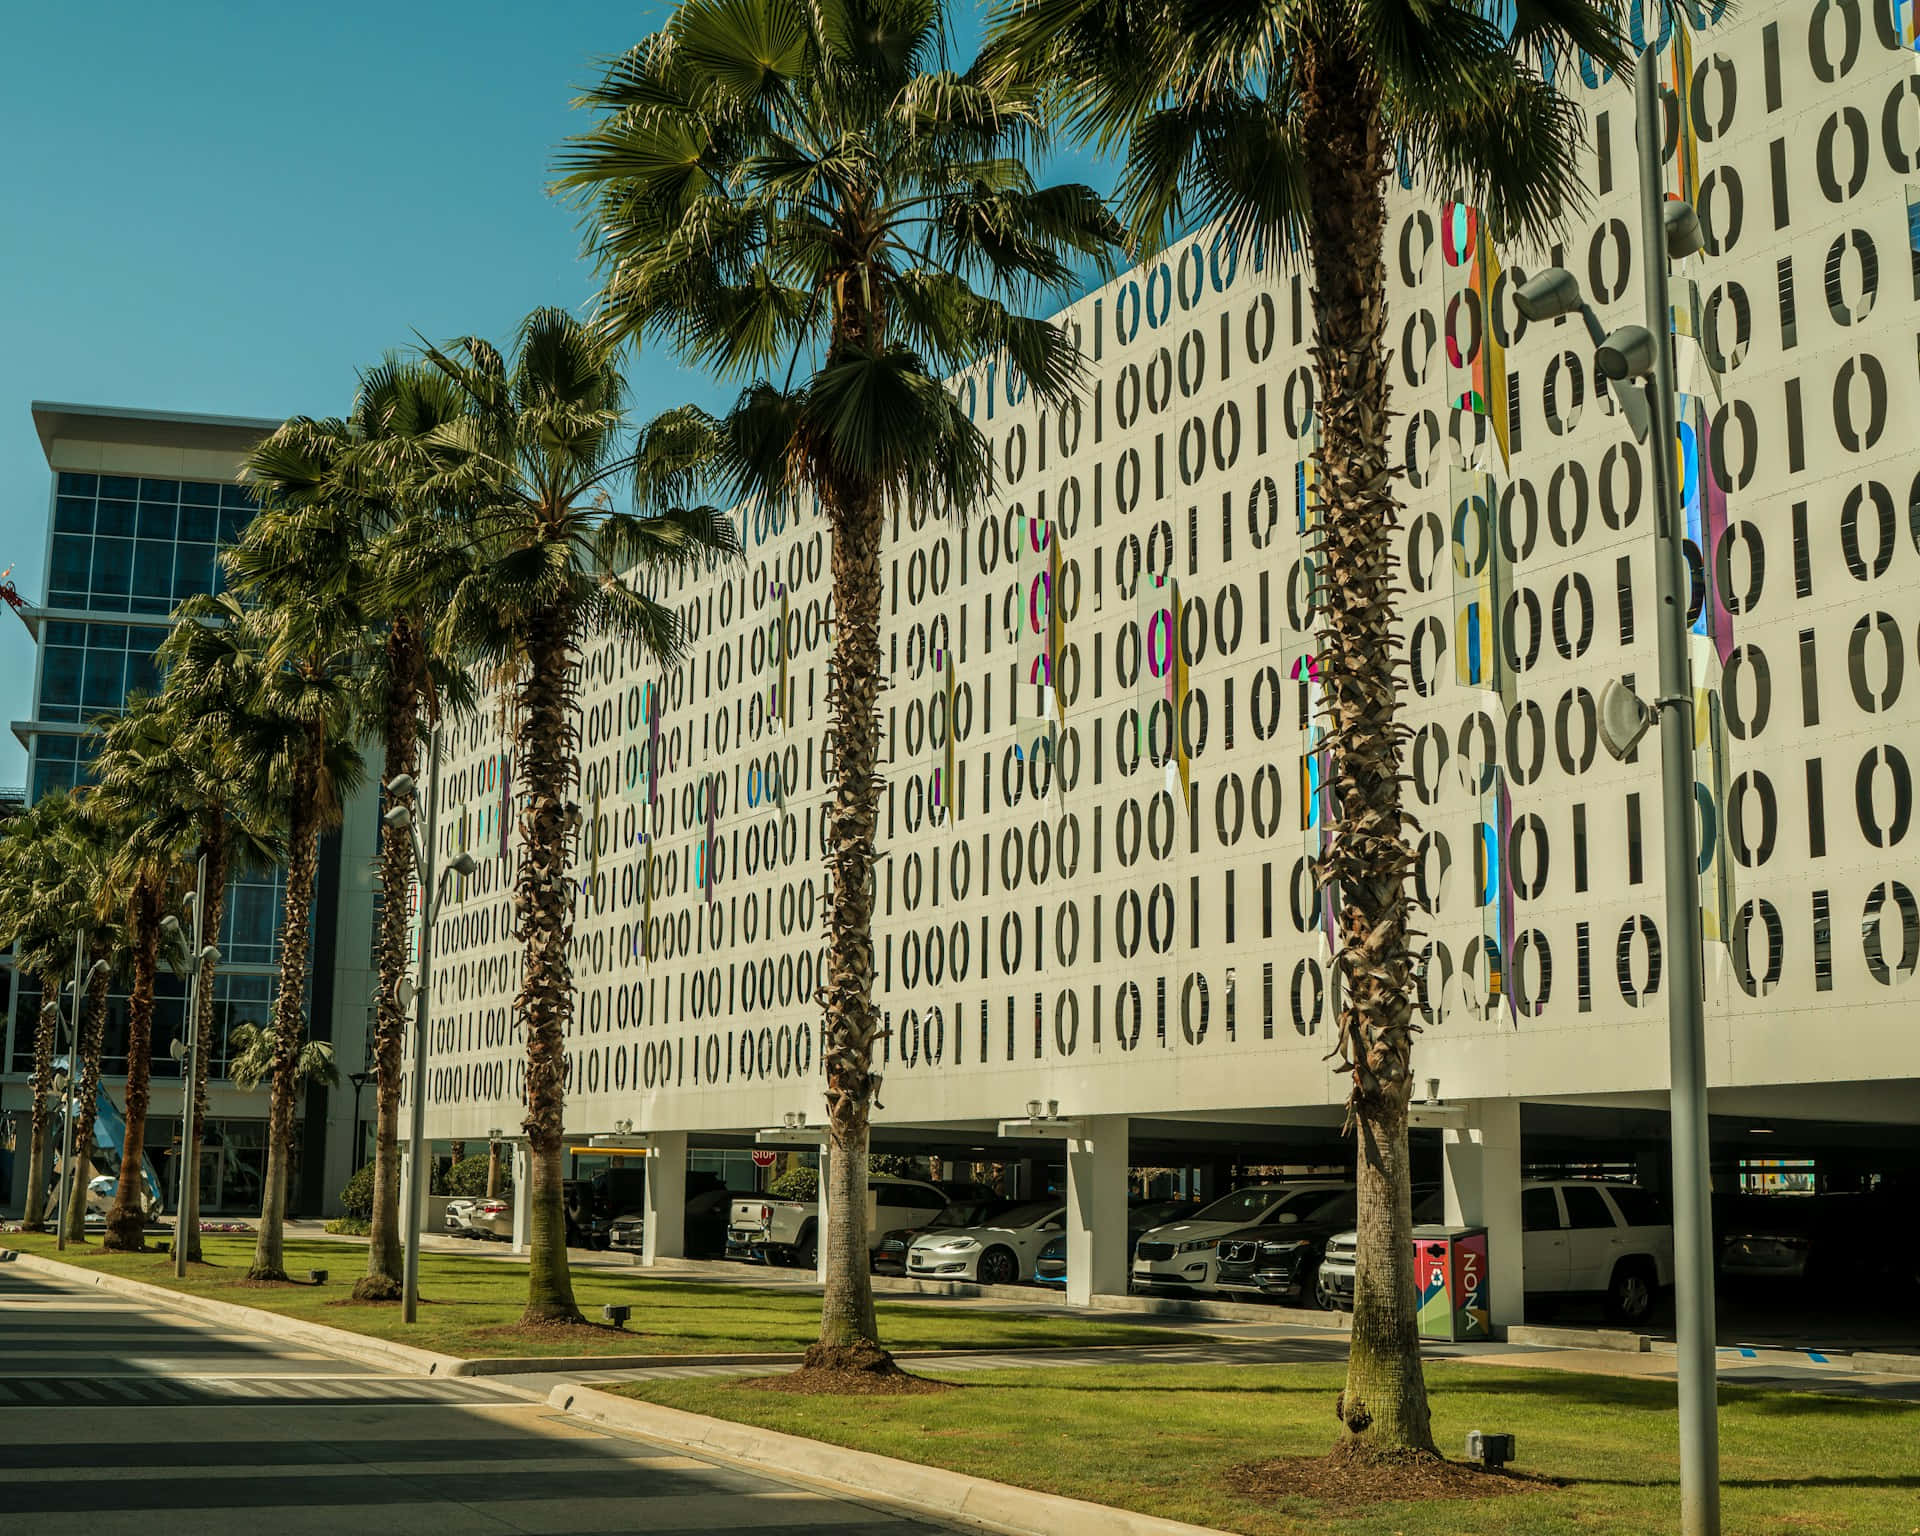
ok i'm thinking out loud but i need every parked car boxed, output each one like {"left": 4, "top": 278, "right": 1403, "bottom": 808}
{"left": 466, "top": 1196, "right": 514, "bottom": 1240}
{"left": 1216, "top": 1186, "right": 1385, "bottom": 1307}
{"left": 728, "top": 1175, "right": 950, "bottom": 1268}
{"left": 874, "top": 1196, "right": 1018, "bottom": 1275}
{"left": 444, "top": 1196, "right": 480, "bottom": 1237}
{"left": 1320, "top": 1181, "right": 1672, "bottom": 1324}
{"left": 906, "top": 1201, "right": 1066, "bottom": 1284}
{"left": 1032, "top": 1199, "right": 1199, "bottom": 1288}
{"left": 1131, "top": 1183, "right": 1351, "bottom": 1295}
{"left": 607, "top": 1184, "right": 745, "bottom": 1259}
{"left": 576, "top": 1167, "right": 724, "bottom": 1249}
{"left": 1318, "top": 1188, "right": 1444, "bottom": 1308}
{"left": 1717, "top": 1192, "right": 1919, "bottom": 1290}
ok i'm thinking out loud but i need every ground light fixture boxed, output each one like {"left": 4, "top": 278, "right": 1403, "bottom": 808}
{"left": 1465, "top": 1430, "right": 1516, "bottom": 1470}
{"left": 602, "top": 1304, "right": 631, "bottom": 1328}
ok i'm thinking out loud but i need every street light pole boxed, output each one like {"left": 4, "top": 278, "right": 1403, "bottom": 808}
{"left": 54, "top": 926, "right": 84, "bottom": 1250}
{"left": 401, "top": 729, "right": 443, "bottom": 1326}
{"left": 1635, "top": 52, "right": 1721, "bottom": 1536}
{"left": 172, "top": 856, "right": 211, "bottom": 1280}
{"left": 348, "top": 1070, "right": 372, "bottom": 1172}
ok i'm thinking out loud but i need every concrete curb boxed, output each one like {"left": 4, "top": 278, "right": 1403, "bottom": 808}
{"left": 4, "top": 1250, "right": 469, "bottom": 1377}
{"left": 1506, "top": 1323, "right": 1650, "bottom": 1353}
{"left": 1854, "top": 1352, "right": 1920, "bottom": 1377}
{"left": 550, "top": 1381, "right": 1237, "bottom": 1536}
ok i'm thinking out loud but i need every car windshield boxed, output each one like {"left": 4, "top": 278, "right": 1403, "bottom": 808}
{"left": 930, "top": 1199, "right": 1008, "bottom": 1228}
{"left": 985, "top": 1202, "right": 1061, "bottom": 1229}
{"left": 1190, "top": 1187, "right": 1298, "bottom": 1223}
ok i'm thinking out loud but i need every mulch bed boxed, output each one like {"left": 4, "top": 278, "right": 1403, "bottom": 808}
{"left": 745, "top": 1339, "right": 954, "bottom": 1396}
{"left": 1227, "top": 1442, "right": 1551, "bottom": 1509}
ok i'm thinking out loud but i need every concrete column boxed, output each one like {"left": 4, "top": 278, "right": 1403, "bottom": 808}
{"left": 1443, "top": 1098, "right": 1524, "bottom": 1330}
{"left": 642, "top": 1131, "right": 687, "bottom": 1266}
{"left": 1065, "top": 1115, "right": 1129, "bottom": 1307}
{"left": 510, "top": 1143, "right": 531, "bottom": 1254}
{"left": 814, "top": 1139, "right": 830, "bottom": 1284}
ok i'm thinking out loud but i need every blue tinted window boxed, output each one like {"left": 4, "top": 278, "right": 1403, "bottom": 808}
{"left": 91, "top": 539, "right": 134, "bottom": 605}
{"left": 95, "top": 500, "right": 136, "bottom": 538}
{"left": 50, "top": 534, "right": 91, "bottom": 597}
{"left": 138, "top": 478, "right": 178, "bottom": 503}
{"left": 54, "top": 497, "right": 93, "bottom": 534}
{"left": 137, "top": 501, "right": 177, "bottom": 540}
{"left": 57, "top": 473, "right": 98, "bottom": 497}
{"left": 81, "top": 647, "right": 125, "bottom": 710}
{"left": 178, "top": 503, "right": 218, "bottom": 543}
{"left": 179, "top": 482, "right": 219, "bottom": 506}
{"left": 41, "top": 647, "right": 82, "bottom": 708}
{"left": 99, "top": 475, "right": 139, "bottom": 500}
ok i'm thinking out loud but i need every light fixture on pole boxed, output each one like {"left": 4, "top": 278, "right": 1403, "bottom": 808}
{"left": 392, "top": 733, "right": 481, "bottom": 1325}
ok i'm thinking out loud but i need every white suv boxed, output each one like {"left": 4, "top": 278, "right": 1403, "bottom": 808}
{"left": 1319, "top": 1180, "right": 1673, "bottom": 1325}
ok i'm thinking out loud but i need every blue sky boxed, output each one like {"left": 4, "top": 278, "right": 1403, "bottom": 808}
{"left": 0, "top": 0, "right": 1106, "bottom": 783}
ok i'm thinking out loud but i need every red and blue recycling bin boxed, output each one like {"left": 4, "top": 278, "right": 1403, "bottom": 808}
{"left": 1413, "top": 1224, "right": 1492, "bottom": 1341}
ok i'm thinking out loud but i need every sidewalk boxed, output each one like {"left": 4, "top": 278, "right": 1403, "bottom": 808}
{"left": 292, "top": 1220, "right": 1920, "bottom": 1400}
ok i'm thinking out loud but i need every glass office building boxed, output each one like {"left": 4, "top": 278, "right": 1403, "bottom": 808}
{"left": 3, "top": 403, "right": 378, "bottom": 1218}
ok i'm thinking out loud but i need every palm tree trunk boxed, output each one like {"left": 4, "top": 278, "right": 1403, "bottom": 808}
{"left": 515, "top": 601, "right": 584, "bottom": 1325}
{"left": 813, "top": 477, "right": 886, "bottom": 1363}
{"left": 356, "top": 620, "right": 422, "bottom": 1302}
{"left": 61, "top": 943, "right": 115, "bottom": 1243}
{"left": 1301, "top": 41, "right": 1435, "bottom": 1459}
{"left": 183, "top": 831, "right": 228, "bottom": 1264}
{"left": 486, "top": 1140, "right": 502, "bottom": 1198}
{"left": 22, "top": 991, "right": 62, "bottom": 1229}
{"left": 105, "top": 879, "right": 162, "bottom": 1251}
{"left": 250, "top": 746, "right": 321, "bottom": 1282}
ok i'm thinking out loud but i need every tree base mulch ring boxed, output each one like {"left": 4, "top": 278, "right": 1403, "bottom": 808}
{"left": 749, "top": 1340, "right": 953, "bottom": 1396}
{"left": 1227, "top": 1442, "right": 1552, "bottom": 1510}
{"left": 349, "top": 1277, "right": 403, "bottom": 1303}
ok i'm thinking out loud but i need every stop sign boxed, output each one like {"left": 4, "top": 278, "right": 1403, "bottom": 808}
{"left": 752, "top": 1149, "right": 777, "bottom": 1168}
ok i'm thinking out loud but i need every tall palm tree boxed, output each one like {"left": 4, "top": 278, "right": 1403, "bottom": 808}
{"left": 92, "top": 697, "right": 194, "bottom": 1251}
{"left": 395, "top": 308, "right": 737, "bottom": 1325}
{"left": 0, "top": 792, "right": 87, "bottom": 1230}
{"left": 985, "top": 0, "right": 1631, "bottom": 1454}
{"left": 556, "top": 0, "right": 1120, "bottom": 1367}
{"left": 167, "top": 585, "right": 362, "bottom": 1281}
{"left": 149, "top": 626, "right": 283, "bottom": 1262}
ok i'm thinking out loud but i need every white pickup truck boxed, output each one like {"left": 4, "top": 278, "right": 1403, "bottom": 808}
{"left": 727, "top": 1175, "right": 952, "bottom": 1268}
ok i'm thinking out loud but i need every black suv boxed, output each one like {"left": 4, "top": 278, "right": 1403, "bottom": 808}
{"left": 1215, "top": 1186, "right": 1397, "bottom": 1308}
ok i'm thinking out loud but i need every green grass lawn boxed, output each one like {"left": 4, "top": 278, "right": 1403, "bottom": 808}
{"left": 2, "top": 1233, "right": 1179, "bottom": 1358}
{"left": 618, "top": 1363, "right": 1920, "bottom": 1536}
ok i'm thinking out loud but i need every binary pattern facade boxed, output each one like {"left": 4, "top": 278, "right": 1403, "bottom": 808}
{"left": 419, "top": 0, "right": 1920, "bottom": 1142}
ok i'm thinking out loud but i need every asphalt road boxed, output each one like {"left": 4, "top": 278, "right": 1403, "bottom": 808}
{"left": 0, "top": 1263, "right": 955, "bottom": 1535}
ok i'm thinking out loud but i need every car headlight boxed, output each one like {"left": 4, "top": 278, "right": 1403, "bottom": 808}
{"left": 931, "top": 1237, "right": 981, "bottom": 1252}
{"left": 1176, "top": 1238, "right": 1219, "bottom": 1254}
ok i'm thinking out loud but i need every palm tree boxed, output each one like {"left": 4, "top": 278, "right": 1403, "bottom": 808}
{"left": 984, "top": 0, "right": 1631, "bottom": 1454}
{"left": 226, "top": 1023, "right": 340, "bottom": 1094}
{"left": 0, "top": 792, "right": 88, "bottom": 1229}
{"left": 149, "top": 627, "right": 283, "bottom": 1262}
{"left": 91, "top": 698, "right": 194, "bottom": 1251}
{"left": 395, "top": 307, "right": 737, "bottom": 1325}
{"left": 556, "top": 0, "right": 1120, "bottom": 1368}
{"left": 167, "top": 585, "right": 362, "bottom": 1281}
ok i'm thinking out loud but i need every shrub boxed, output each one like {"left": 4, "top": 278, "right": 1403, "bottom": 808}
{"left": 445, "top": 1151, "right": 510, "bottom": 1199}
{"left": 325, "top": 1217, "right": 371, "bottom": 1236}
{"left": 769, "top": 1166, "right": 818, "bottom": 1201}
{"left": 339, "top": 1163, "right": 375, "bottom": 1219}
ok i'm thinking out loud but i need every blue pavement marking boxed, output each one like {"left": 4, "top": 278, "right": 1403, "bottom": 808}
{"left": 1807, "top": 1351, "right": 1828, "bottom": 1363}
{"left": 1739, "top": 1348, "right": 1758, "bottom": 1358}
